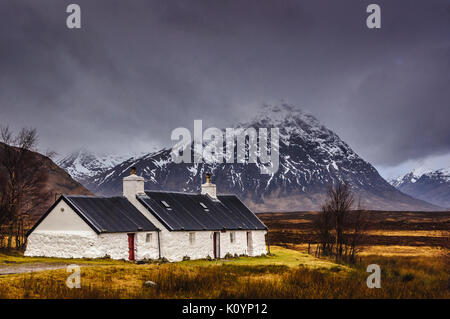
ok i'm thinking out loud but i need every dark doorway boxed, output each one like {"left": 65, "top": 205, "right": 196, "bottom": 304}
{"left": 128, "top": 233, "right": 135, "bottom": 261}
{"left": 213, "top": 232, "right": 220, "bottom": 259}
{"left": 247, "top": 231, "right": 253, "bottom": 256}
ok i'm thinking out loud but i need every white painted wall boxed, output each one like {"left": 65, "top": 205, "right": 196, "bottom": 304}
{"left": 25, "top": 191, "right": 267, "bottom": 262}
{"left": 164, "top": 231, "right": 213, "bottom": 261}
{"left": 25, "top": 231, "right": 160, "bottom": 260}
{"left": 26, "top": 231, "right": 97, "bottom": 258}
{"left": 135, "top": 232, "right": 160, "bottom": 260}
{"left": 26, "top": 232, "right": 121, "bottom": 259}
{"left": 140, "top": 229, "right": 267, "bottom": 262}
{"left": 32, "top": 200, "right": 94, "bottom": 233}
{"left": 24, "top": 200, "right": 159, "bottom": 260}
{"left": 219, "top": 230, "right": 267, "bottom": 258}
{"left": 250, "top": 230, "right": 268, "bottom": 256}
{"left": 219, "top": 231, "right": 245, "bottom": 257}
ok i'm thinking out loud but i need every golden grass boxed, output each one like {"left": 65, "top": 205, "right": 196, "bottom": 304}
{"left": 365, "top": 230, "right": 448, "bottom": 237}
{"left": 0, "top": 251, "right": 125, "bottom": 265}
{"left": 181, "top": 246, "right": 345, "bottom": 270}
{"left": 0, "top": 257, "right": 447, "bottom": 299}
{"left": 268, "top": 228, "right": 449, "bottom": 237}
{"left": 0, "top": 246, "right": 448, "bottom": 299}
{"left": 358, "top": 245, "right": 448, "bottom": 257}
{"left": 0, "top": 247, "right": 343, "bottom": 270}
{"left": 283, "top": 219, "right": 311, "bottom": 224}
{"left": 287, "top": 243, "right": 448, "bottom": 257}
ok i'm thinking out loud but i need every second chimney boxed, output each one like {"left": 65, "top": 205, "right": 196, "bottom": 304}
{"left": 201, "top": 173, "right": 217, "bottom": 199}
{"left": 123, "top": 166, "right": 145, "bottom": 199}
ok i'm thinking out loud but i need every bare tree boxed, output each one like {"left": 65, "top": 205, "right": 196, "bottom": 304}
{"left": 325, "top": 182, "right": 353, "bottom": 258}
{"left": 345, "top": 198, "right": 368, "bottom": 263}
{"left": 0, "top": 126, "right": 51, "bottom": 249}
{"left": 313, "top": 181, "right": 366, "bottom": 262}
{"left": 313, "top": 202, "right": 334, "bottom": 256}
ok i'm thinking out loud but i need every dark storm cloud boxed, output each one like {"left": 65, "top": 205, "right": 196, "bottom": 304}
{"left": 338, "top": 46, "right": 450, "bottom": 166}
{"left": 0, "top": 0, "right": 449, "bottom": 170}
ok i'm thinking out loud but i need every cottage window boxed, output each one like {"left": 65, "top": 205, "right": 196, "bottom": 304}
{"left": 189, "top": 232, "right": 195, "bottom": 244}
{"left": 230, "top": 232, "right": 235, "bottom": 243}
{"left": 161, "top": 200, "right": 172, "bottom": 210}
{"left": 199, "top": 202, "right": 209, "bottom": 212}
{"left": 146, "top": 233, "right": 152, "bottom": 243}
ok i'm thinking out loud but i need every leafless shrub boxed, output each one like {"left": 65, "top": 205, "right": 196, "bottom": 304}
{"left": 313, "top": 182, "right": 367, "bottom": 263}
{"left": 0, "top": 126, "right": 51, "bottom": 250}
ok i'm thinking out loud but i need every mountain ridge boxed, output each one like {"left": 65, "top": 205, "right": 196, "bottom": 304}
{"left": 57, "top": 149, "right": 144, "bottom": 184}
{"left": 389, "top": 167, "right": 450, "bottom": 208}
{"left": 70, "top": 103, "right": 442, "bottom": 212}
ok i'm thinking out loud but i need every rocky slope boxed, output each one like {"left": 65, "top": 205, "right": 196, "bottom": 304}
{"left": 82, "top": 103, "right": 441, "bottom": 212}
{"left": 57, "top": 150, "right": 140, "bottom": 185}
{"left": 0, "top": 143, "right": 92, "bottom": 222}
{"left": 390, "top": 167, "right": 450, "bottom": 208}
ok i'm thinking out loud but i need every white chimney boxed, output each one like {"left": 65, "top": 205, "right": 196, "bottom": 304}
{"left": 201, "top": 173, "right": 217, "bottom": 199}
{"left": 123, "top": 167, "right": 145, "bottom": 199}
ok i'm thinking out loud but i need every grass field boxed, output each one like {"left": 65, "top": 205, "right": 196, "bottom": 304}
{"left": 258, "top": 210, "right": 450, "bottom": 252}
{"left": 0, "top": 246, "right": 448, "bottom": 299}
{"left": 0, "top": 210, "right": 448, "bottom": 299}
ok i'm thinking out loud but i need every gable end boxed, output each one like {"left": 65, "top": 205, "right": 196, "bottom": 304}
{"left": 26, "top": 195, "right": 102, "bottom": 236}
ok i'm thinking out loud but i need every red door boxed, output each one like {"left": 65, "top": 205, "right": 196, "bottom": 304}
{"left": 128, "top": 233, "right": 135, "bottom": 261}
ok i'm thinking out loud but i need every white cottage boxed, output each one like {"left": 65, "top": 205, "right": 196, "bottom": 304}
{"left": 25, "top": 170, "right": 268, "bottom": 261}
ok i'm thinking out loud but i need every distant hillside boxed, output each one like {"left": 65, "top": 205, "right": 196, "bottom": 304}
{"left": 390, "top": 167, "right": 450, "bottom": 209}
{"left": 0, "top": 143, "right": 92, "bottom": 222}
{"left": 44, "top": 156, "right": 93, "bottom": 211}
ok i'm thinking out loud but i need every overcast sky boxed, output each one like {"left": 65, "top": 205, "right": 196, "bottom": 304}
{"left": 0, "top": 0, "right": 449, "bottom": 179}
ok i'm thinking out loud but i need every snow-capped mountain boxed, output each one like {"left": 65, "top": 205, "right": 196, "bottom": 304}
{"left": 81, "top": 103, "right": 440, "bottom": 212}
{"left": 57, "top": 150, "right": 140, "bottom": 184}
{"left": 389, "top": 167, "right": 434, "bottom": 188}
{"left": 390, "top": 167, "right": 450, "bottom": 208}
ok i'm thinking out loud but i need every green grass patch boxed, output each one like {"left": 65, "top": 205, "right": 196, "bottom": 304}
{"left": 180, "top": 246, "right": 346, "bottom": 270}
{"left": 0, "top": 252, "right": 126, "bottom": 266}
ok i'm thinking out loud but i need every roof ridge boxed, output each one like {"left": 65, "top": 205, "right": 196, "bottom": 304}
{"left": 65, "top": 195, "right": 129, "bottom": 199}
{"left": 66, "top": 194, "right": 108, "bottom": 198}
{"left": 145, "top": 190, "right": 237, "bottom": 197}
{"left": 145, "top": 190, "right": 200, "bottom": 195}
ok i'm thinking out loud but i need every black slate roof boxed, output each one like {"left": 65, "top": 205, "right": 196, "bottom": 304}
{"left": 28, "top": 195, "right": 159, "bottom": 236}
{"left": 137, "top": 191, "right": 267, "bottom": 231}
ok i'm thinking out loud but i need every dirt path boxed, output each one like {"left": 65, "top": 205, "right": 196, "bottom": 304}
{"left": 0, "top": 263, "right": 76, "bottom": 275}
